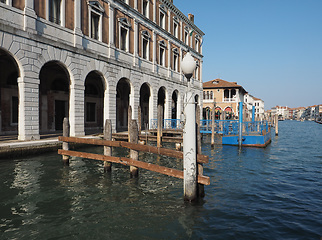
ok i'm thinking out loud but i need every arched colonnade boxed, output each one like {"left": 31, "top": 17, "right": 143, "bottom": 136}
{"left": 0, "top": 47, "right": 185, "bottom": 139}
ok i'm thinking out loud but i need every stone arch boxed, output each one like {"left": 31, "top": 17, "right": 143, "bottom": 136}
{"left": 203, "top": 107, "right": 211, "bottom": 120}
{"left": 157, "top": 86, "right": 167, "bottom": 121}
{"left": 84, "top": 70, "right": 105, "bottom": 134}
{"left": 171, "top": 90, "right": 179, "bottom": 120}
{"left": 0, "top": 47, "right": 21, "bottom": 135}
{"left": 39, "top": 60, "right": 70, "bottom": 132}
{"left": 215, "top": 106, "right": 222, "bottom": 120}
{"left": 116, "top": 77, "right": 132, "bottom": 132}
{"left": 224, "top": 106, "right": 233, "bottom": 120}
{"left": 139, "top": 82, "right": 152, "bottom": 130}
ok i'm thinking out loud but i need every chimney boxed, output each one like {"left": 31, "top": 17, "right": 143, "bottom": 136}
{"left": 188, "top": 13, "right": 194, "bottom": 23}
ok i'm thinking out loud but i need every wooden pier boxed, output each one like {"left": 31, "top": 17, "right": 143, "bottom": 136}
{"left": 58, "top": 117, "right": 210, "bottom": 200}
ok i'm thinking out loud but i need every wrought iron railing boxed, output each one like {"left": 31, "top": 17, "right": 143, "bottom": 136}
{"left": 200, "top": 120, "right": 269, "bottom": 136}
{"left": 151, "top": 119, "right": 269, "bottom": 135}
{"left": 150, "top": 119, "right": 183, "bottom": 130}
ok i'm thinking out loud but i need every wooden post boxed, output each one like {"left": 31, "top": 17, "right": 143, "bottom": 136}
{"left": 175, "top": 143, "right": 181, "bottom": 151}
{"left": 211, "top": 107, "right": 215, "bottom": 147}
{"left": 128, "top": 105, "right": 132, "bottom": 131}
{"left": 104, "top": 119, "right": 112, "bottom": 172}
{"left": 62, "top": 117, "right": 70, "bottom": 166}
{"left": 157, "top": 105, "right": 163, "bottom": 148}
{"left": 129, "top": 120, "right": 139, "bottom": 177}
{"left": 138, "top": 105, "right": 142, "bottom": 135}
{"left": 196, "top": 105, "right": 205, "bottom": 198}
{"left": 275, "top": 114, "right": 279, "bottom": 136}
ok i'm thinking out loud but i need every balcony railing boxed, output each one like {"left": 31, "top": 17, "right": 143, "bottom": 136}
{"left": 150, "top": 119, "right": 183, "bottom": 130}
{"left": 223, "top": 97, "right": 237, "bottom": 102}
{"left": 200, "top": 120, "right": 269, "bottom": 136}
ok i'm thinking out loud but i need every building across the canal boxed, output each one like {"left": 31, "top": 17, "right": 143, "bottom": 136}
{"left": 202, "top": 78, "right": 266, "bottom": 121}
{"left": 202, "top": 79, "right": 247, "bottom": 120}
{"left": 0, "top": 0, "right": 204, "bottom": 140}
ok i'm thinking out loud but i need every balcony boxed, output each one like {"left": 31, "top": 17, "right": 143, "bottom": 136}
{"left": 223, "top": 97, "right": 237, "bottom": 102}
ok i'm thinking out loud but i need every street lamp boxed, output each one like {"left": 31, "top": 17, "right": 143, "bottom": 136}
{"left": 181, "top": 51, "right": 197, "bottom": 201}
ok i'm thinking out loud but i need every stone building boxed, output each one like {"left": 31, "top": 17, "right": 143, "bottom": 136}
{"left": 202, "top": 79, "right": 247, "bottom": 120}
{"left": 253, "top": 97, "right": 265, "bottom": 121}
{"left": 0, "top": 0, "right": 204, "bottom": 140}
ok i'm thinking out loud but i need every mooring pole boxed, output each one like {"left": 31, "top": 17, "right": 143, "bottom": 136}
{"left": 238, "top": 102, "right": 243, "bottom": 148}
{"left": 104, "top": 119, "right": 112, "bottom": 172}
{"left": 196, "top": 105, "right": 205, "bottom": 198}
{"left": 211, "top": 107, "right": 215, "bottom": 147}
{"left": 62, "top": 117, "right": 70, "bottom": 166}
{"left": 129, "top": 119, "right": 139, "bottom": 177}
{"left": 183, "top": 81, "right": 197, "bottom": 201}
{"left": 157, "top": 105, "right": 162, "bottom": 148}
{"left": 138, "top": 105, "right": 142, "bottom": 135}
{"left": 128, "top": 105, "right": 132, "bottom": 132}
{"left": 252, "top": 105, "right": 255, "bottom": 122}
{"left": 275, "top": 114, "right": 279, "bottom": 136}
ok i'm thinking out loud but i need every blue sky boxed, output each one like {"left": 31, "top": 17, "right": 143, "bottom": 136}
{"left": 174, "top": 0, "right": 322, "bottom": 110}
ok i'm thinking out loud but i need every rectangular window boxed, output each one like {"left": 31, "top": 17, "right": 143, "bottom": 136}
{"left": 173, "top": 22, "right": 178, "bottom": 38}
{"left": 120, "top": 27, "right": 128, "bottom": 51}
{"left": 184, "top": 31, "right": 188, "bottom": 45}
{"left": 195, "top": 39, "right": 199, "bottom": 51}
{"left": 160, "top": 11, "right": 165, "bottom": 29}
{"left": 91, "top": 12, "right": 99, "bottom": 40}
{"left": 12, "top": 96, "right": 18, "bottom": 124}
{"left": 160, "top": 47, "right": 165, "bottom": 66}
{"left": 143, "top": 0, "right": 148, "bottom": 18}
{"left": 86, "top": 102, "right": 96, "bottom": 122}
{"left": 49, "top": 0, "right": 61, "bottom": 24}
{"left": 143, "top": 38, "right": 148, "bottom": 60}
{"left": 173, "top": 54, "right": 178, "bottom": 71}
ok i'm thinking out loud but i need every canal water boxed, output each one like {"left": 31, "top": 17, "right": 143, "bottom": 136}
{"left": 0, "top": 121, "right": 321, "bottom": 239}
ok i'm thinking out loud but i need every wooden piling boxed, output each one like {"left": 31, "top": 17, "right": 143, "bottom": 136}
{"left": 103, "top": 119, "right": 112, "bottom": 172}
{"left": 196, "top": 106, "right": 205, "bottom": 197}
{"left": 275, "top": 114, "right": 279, "bottom": 136}
{"left": 211, "top": 107, "right": 215, "bottom": 147}
{"left": 175, "top": 143, "right": 181, "bottom": 151}
{"left": 129, "top": 119, "right": 139, "bottom": 177}
{"left": 128, "top": 105, "right": 132, "bottom": 131}
{"left": 62, "top": 117, "right": 70, "bottom": 166}
{"left": 157, "top": 105, "right": 163, "bottom": 148}
{"left": 138, "top": 105, "right": 142, "bottom": 135}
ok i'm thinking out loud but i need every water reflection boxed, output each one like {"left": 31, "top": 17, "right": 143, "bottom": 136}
{"left": 0, "top": 121, "right": 321, "bottom": 239}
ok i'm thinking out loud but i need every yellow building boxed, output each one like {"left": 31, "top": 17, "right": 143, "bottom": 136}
{"left": 202, "top": 79, "right": 247, "bottom": 120}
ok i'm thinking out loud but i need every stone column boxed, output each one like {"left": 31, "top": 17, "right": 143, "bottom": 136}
{"left": 24, "top": 0, "right": 36, "bottom": 32}
{"left": 69, "top": 83, "right": 85, "bottom": 137}
{"left": 133, "top": 19, "right": 139, "bottom": 66}
{"left": 152, "top": 30, "right": 157, "bottom": 72}
{"left": 18, "top": 76, "right": 40, "bottom": 140}
{"left": 167, "top": 40, "right": 171, "bottom": 77}
{"left": 74, "top": 0, "right": 83, "bottom": 47}
{"left": 108, "top": 4, "right": 115, "bottom": 58}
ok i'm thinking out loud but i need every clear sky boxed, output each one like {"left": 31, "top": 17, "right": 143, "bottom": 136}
{"left": 174, "top": 0, "right": 322, "bottom": 110}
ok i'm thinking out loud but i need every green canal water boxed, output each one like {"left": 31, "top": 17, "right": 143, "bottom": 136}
{"left": 0, "top": 120, "right": 321, "bottom": 239}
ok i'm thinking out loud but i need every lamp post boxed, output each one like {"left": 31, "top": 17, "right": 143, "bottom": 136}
{"left": 181, "top": 52, "right": 197, "bottom": 201}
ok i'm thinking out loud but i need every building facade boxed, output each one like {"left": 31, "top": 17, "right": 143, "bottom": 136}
{"left": 253, "top": 97, "right": 265, "bottom": 121}
{"left": 202, "top": 79, "right": 247, "bottom": 120}
{"left": 0, "top": 0, "right": 204, "bottom": 140}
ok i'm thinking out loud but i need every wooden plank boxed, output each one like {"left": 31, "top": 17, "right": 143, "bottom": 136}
{"left": 58, "top": 149, "right": 210, "bottom": 185}
{"left": 58, "top": 136, "right": 209, "bottom": 164}
{"left": 58, "top": 136, "right": 121, "bottom": 147}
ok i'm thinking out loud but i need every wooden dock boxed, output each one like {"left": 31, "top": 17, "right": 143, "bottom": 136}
{"left": 58, "top": 117, "right": 210, "bottom": 201}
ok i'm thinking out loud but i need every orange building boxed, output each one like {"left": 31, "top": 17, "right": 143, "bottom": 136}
{"left": 202, "top": 79, "right": 247, "bottom": 120}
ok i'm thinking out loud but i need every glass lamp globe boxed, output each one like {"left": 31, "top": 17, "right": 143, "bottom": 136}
{"left": 181, "top": 52, "right": 197, "bottom": 75}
